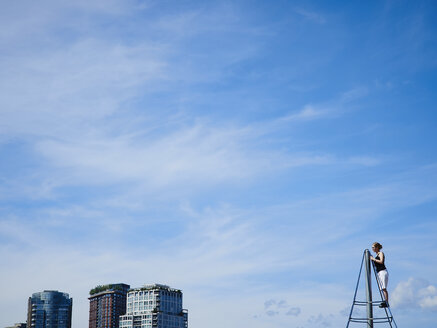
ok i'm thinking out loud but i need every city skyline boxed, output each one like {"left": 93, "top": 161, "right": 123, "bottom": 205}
{"left": 5, "top": 283, "right": 186, "bottom": 328}
{"left": 1, "top": 1, "right": 437, "bottom": 328}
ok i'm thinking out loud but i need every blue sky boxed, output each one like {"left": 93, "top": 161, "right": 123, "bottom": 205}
{"left": 1, "top": 1, "right": 437, "bottom": 327}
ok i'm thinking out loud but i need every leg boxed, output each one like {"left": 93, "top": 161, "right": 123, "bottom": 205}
{"left": 382, "top": 288, "right": 389, "bottom": 304}
{"left": 377, "top": 270, "right": 389, "bottom": 307}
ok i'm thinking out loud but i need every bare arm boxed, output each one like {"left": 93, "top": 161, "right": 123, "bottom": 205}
{"left": 371, "top": 252, "right": 384, "bottom": 264}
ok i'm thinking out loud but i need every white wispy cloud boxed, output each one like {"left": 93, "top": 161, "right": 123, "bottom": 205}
{"left": 294, "top": 8, "right": 326, "bottom": 24}
{"left": 34, "top": 124, "right": 259, "bottom": 186}
{"left": 339, "top": 87, "right": 369, "bottom": 103}
{"left": 278, "top": 86, "right": 369, "bottom": 125}
{"left": 0, "top": 0, "right": 377, "bottom": 202}
{"left": 281, "top": 105, "right": 327, "bottom": 122}
{"left": 0, "top": 39, "right": 167, "bottom": 139}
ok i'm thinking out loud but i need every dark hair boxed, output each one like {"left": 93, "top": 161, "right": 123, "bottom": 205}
{"left": 372, "top": 242, "right": 383, "bottom": 250}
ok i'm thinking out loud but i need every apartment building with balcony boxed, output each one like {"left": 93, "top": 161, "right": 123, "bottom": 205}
{"left": 119, "top": 284, "right": 187, "bottom": 328}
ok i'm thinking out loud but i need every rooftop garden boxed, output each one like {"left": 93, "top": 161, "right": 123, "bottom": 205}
{"left": 89, "top": 284, "right": 124, "bottom": 295}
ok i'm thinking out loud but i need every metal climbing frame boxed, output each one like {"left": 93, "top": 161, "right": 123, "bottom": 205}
{"left": 346, "top": 249, "right": 398, "bottom": 327}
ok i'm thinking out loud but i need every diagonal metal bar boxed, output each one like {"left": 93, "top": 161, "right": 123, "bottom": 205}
{"left": 371, "top": 260, "right": 398, "bottom": 328}
{"left": 346, "top": 250, "right": 365, "bottom": 328}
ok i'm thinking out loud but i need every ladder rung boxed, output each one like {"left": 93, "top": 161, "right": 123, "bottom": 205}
{"left": 349, "top": 317, "right": 393, "bottom": 323}
{"left": 353, "top": 300, "right": 387, "bottom": 305}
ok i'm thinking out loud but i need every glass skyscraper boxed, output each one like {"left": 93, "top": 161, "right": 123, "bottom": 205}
{"left": 27, "top": 290, "right": 73, "bottom": 328}
{"left": 119, "top": 284, "right": 188, "bottom": 328}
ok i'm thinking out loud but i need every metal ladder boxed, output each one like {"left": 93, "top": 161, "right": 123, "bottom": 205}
{"left": 346, "top": 249, "right": 398, "bottom": 327}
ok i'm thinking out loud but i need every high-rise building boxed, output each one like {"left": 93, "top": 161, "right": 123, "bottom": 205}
{"left": 119, "top": 284, "right": 188, "bottom": 328}
{"left": 5, "top": 323, "right": 26, "bottom": 328}
{"left": 27, "top": 290, "right": 72, "bottom": 328}
{"left": 88, "top": 283, "right": 130, "bottom": 328}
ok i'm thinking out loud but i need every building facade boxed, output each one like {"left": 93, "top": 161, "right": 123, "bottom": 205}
{"left": 5, "top": 323, "right": 26, "bottom": 328}
{"left": 89, "top": 283, "right": 130, "bottom": 328}
{"left": 119, "top": 284, "right": 188, "bottom": 328}
{"left": 27, "top": 290, "right": 72, "bottom": 328}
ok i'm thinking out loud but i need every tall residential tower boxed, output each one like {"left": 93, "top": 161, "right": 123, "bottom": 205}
{"left": 88, "top": 283, "right": 130, "bottom": 328}
{"left": 27, "top": 290, "right": 72, "bottom": 328}
{"left": 119, "top": 284, "right": 188, "bottom": 328}
{"left": 5, "top": 323, "right": 26, "bottom": 328}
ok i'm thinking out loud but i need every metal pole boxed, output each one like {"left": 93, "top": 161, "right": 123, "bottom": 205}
{"left": 364, "top": 249, "right": 373, "bottom": 328}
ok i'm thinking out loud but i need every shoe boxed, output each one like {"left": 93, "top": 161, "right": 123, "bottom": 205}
{"left": 379, "top": 301, "right": 388, "bottom": 308}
